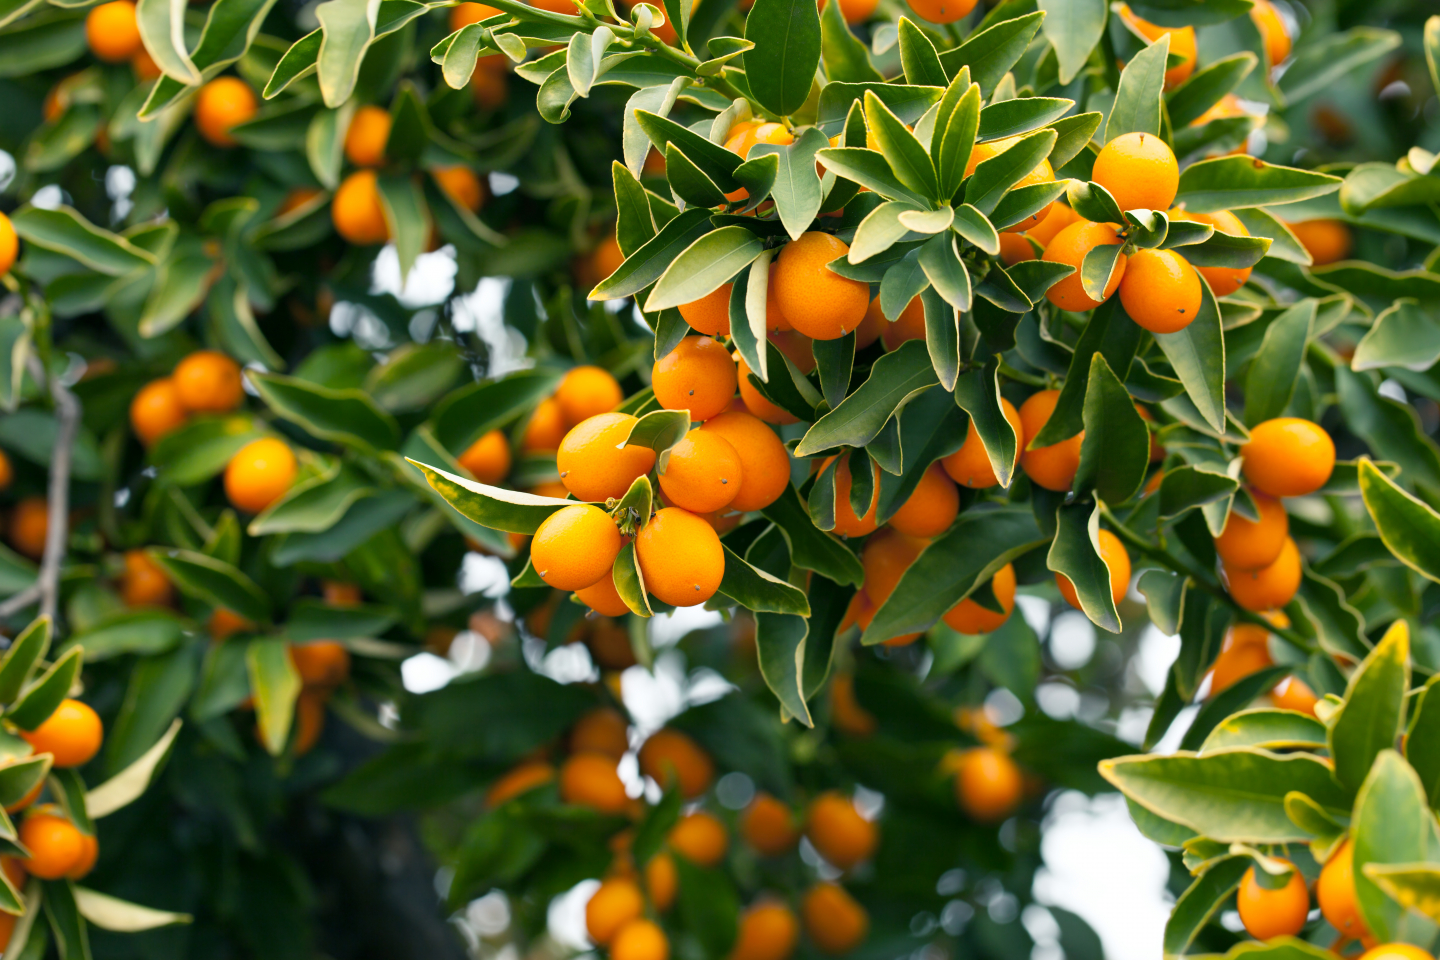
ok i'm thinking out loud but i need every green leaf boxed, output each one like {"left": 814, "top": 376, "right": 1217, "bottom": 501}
{"left": 762, "top": 128, "right": 829, "bottom": 242}
{"left": 673, "top": 857, "right": 740, "bottom": 958}
{"left": 43, "top": 878, "right": 91, "bottom": 960}
{"left": 933, "top": 72, "right": 979, "bottom": 201}
{"left": 12, "top": 205, "right": 155, "bottom": 275}
{"left": 86, "top": 718, "right": 182, "bottom": 818}
{"left": 141, "top": 0, "right": 286, "bottom": 116}
{"left": 1030, "top": 298, "right": 1141, "bottom": 447}
{"left": 1038, "top": 0, "right": 1104, "bottom": 84}
{"left": 1353, "top": 298, "right": 1440, "bottom": 373}
{"left": 1175, "top": 228, "right": 1271, "bottom": 268}
{"left": 644, "top": 227, "right": 765, "bottom": 313}
{"left": 850, "top": 200, "right": 923, "bottom": 263}
{"left": 270, "top": 489, "right": 416, "bottom": 566}
{"left": 148, "top": 549, "right": 272, "bottom": 624}
{"left": 315, "top": 0, "right": 378, "bottom": 107}
{"left": 247, "top": 638, "right": 301, "bottom": 756}
{"left": 1338, "top": 369, "right": 1440, "bottom": 492}
{"left": 104, "top": 644, "right": 195, "bottom": 776}
{"left": 1353, "top": 750, "right": 1440, "bottom": 944}
{"left": 71, "top": 887, "right": 191, "bottom": 932}
{"left": 743, "top": 0, "right": 821, "bottom": 117}
{"left": 409, "top": 458, "right": 575, "bottom": 534}
{"left": 1201, "top": 709, "right": 1328, "bottom": 753}
{"left": 918, "top": 233, "right": 971, "bottom": 312}
{"left": 794, "top": 340, "right": 938, "bottom": 456}
{"left": 148, "top": 415, "right": 265, "bottom": 486}
{"left": 377, "top": 172, "right": 429, "bottom": 280}
{"left": 1074, "top": 353, "right": 1149, "bottom": 504}
{"left": 863, "top": 506, "right": 1046, "bottom": 644}
{"left": 897, "top": 17, "right": 945, "bottom": 87}
{"left": 1406, "top": 675, "right": 1440, "bottom": 809}
{"left": 819, "top": 0, "right": 881, "bottom": 82}
{"left": 666, "top": 145, "right": 729, "bottom": 208}
{"left": 0, "top": 755, "right": 49, "bottom": 812}
{"left": 718, "top": 545, "right": 809, "bottom": 615}
{"left": 1107, "top": 32, "right": 1168, "bottom": 140}
{"left": 1359, "top": 458, "right": 1440, "bottom": 585}
{"left": 5, "top": 647, "right": 82, "bottom": 731}
{"left": 1364, "top": 865, "right": 1440, "bottom": 926}
{"left": 1158, "top": 463, "right": 1238, "bottom": 520}
{"left": 964, "top": 129, "right": 1057, "bottom": 215}
{"left": 1278, "top": 27, "right": 1401, "bottom": 104}
{"left": 816, "top": 81, "right": 943, "bottom": 133}
{"left": 431, "top": 368, "right": 563, "bottom": 455}
{"left": 1163, "top": 856, "right": 1249, "bottom": 959}
{"left": 990, "top": 182, "right": 1067, "bottom": 234}
{"left": 760, "top": 485, "right": 864, "bottom": 586}
{"left": 1100, "top": 748, "right": 1353, "bottom": 843}
{"left": 1165, "top": 52, "right": 1256, "bottom": 128}
{"left": 1175, "top": 156, "right": 1343, "bottom": 213}
{"left": 1155, "top": 277, "right": 1226, "bottom": 433}
{"left": 1080, "top": 242, "right": 1125, "bottom": 303}
{"left": 613, "top": 542, "right": 653, "bottom": 618}
{"left": 865, "top": 90, "right": 939, "bottom": 201}
{"left": 815, "top": 147, "right": 927, "bottom": 205}
{"left": 63, "top": 610, "right": 185, "bottom": 663}
{"left": 1182, "top": 666, "right": 1291, "bottom": 752}
{"left": 0, "top": 616, "right": 50, "bottom": 705}
{"left": 952, "top": 204, "right": 999, "bottom": 255}
{"left": 937, "top": 11, "right": 1044, "bottom": 97}
{"left": 756, "top": 612, "right": 812, "bottom": 725}
{"left": 1047, "top": 111, "right": 1103, "bottom": 169}
{"left": 1066, "top": 180, "right": 1124, "bottom": 224}
{"left": 953, "top": 360, "right": 1020, "bottom": 489}
{"left": 249, "top": 371, "right": 400, "bottom": 454}
{"left": 1243, "top": 299, "right": 1313, "bottom": 426}
{"left": 1048, "top": 501, "right": 1121, "bottom": 633}
{"left": 1329, "top": 620, "right": 1410, "bottom": 795}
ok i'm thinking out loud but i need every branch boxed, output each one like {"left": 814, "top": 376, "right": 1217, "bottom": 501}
{"left": 27, "top": 354, "right": 78, "bottom": 624}
{"left": 0, "top": 583, "right": 40, "bottom": 620}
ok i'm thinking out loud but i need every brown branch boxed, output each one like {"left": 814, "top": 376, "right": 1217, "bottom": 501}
{"left": 27, "top": 354, "right": 78, "bottom": 624}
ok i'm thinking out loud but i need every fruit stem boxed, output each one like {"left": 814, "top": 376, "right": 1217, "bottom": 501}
{"left": 1096, "top": 501, "right": 1317, "bottom": 653}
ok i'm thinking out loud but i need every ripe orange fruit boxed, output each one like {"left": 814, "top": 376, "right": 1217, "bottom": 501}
{"left": 653, "top": 336, "right": 738, "bottom": 421}
{"left": 861, "top": 529, "right": 927, "bottom": 608}
{"left": 1028, "top": 202, "right": 1083, "bottom": 247}
{"left": 0, "top": 212, "right": 17, "bottom": 277}
{"left": 903, "top": 0, "right": 975, "bottom": 23}
{"left": 130, "top": 377, "right": 189, "bottom": 446}
{"left": 635, "top": 507, "right": 725, "bottom": 606}
{"left": 830, "top": 674, "right": 877, "bottom": 736}
{"left": 322, "top": 580, "right": 362, "bottom": 606}
{"left": 1241, "top": 418, "right": 1336, "bottom": 498}
{"left": 290, "top": 641, "right": 351, "bottom": 687}
{"left": 19, "top": 813, "right": 84, "bottom": 879}
{"left": 531, "top": 504, "right": 622, "bottom": 590}
{"left": 523, "top": 396, "right": 568, "bottom": 452}
{"left": 820, "top": 0, "right": 878, "bottom": 24}
{"left": 888, "top": 463, "right": 959, "bottom": 538}
{"left": 1225, "top": 536, "right": 1301, "bottom": 611}
{"left": 827, "top": 454, "right": 880, "bottom": 537}
{"left": 966, "top": 139, "right": 1057, "bottom": 232}
{"left": 559, "top": 752, "right": 629, "bottom": 814}
{"left": 732, "top": 902, "right": 799, "bottom": 960}
{"left": 576, "top": 568, "right": 631, "bottom": 617}
{"left": 224, "top": 437, "right": 296, "bottom": 513}
{"left": 999, "top": 233, "right": 1038, "bottom": 265}
{"left": 557, "top": 412, "right": 657, "bottom": 502}
{"left": 944, "top": 563, "right": 1016, "bottom": 634}
{"left": 801, "top": 883, "right": 869, "bottom": 955}
{"left": 129, "top": 47, "right": 159, "bottom": 81}
{"left": 1118, "top": 248, "right": 1201, "bottom": 334}
{"left": 611, "top": 918, "right": 669, "bottom": 960}
{"left": 1169, "top": 209, "right": 1253, "bottom": 295}
{"left": 1210, "top": 623, "right": 1273, "bottom": 694}
{"left": 1093, "top": 133, "right": 1179, "bottom": 213}
{"left": 645, "top": 851, "right": 677, "bottom": 911}
{"left": 588, "top": 617, "right": 636, "bottom": 670}
{"left": 591, "top": 232, "right": 626, "bottom": 285}
{"left": 209, "top": 607, "right": 254, "bottom": 641}
{"left": 121, "top": 549, "right": 172, "bottom": 608}
{"left": 668, "top": 811, "right": 727, "bottom": 866}
{"left": 20, "top": 699, "right": 103, "bottom": 768}
{"left": 0, "top": 450, "right": 10, "bottom": 492}
{"left": 457, "top": 429, "right": 511, "bottom": 484}
{"left": 1285, "top": 219, "right": 1352, "bottom": 266}
{"left": 805, "top": 792, "right": 876, "bottom": 870}
{"left": 1215, "top": 494, "right": 1288, "bottom": 571}
{"left": 344, "top": 105, "right": 391, "bottom": 168}
{"left": 173, "top": 349, "right": 244, "bottom": 413}
{"left": 1043, "top": 221, "right": 1127, "bottom": 311}
{"left": 66, "top": 831, "right": 98, "bottom": 880}
{"left": 1270, "top": 675, "right": 1319, "bottom": 715}
{"left": 276, "top": 186, "right": 323, "bottom": 217}
{"left": 195, "top": 76, "right": 257, "bottom": 147}
{"left": 432, "top": 165, "right": 485, "bottom": 212}
{"left": 1359, "top": 947, "right": 1435, "bottom": 960}
{"left": 723, "top": 124, "right": 794, "bottom": 202}
{"left": 10, "top": 497, "right": 47, "bottom": 560}
{"left": 571, "top": 707, "right": 629, "bottom": 759}
{"left": 659, "top": 430, "right": 742, "bottom": 514}
{"left": 485, "top": 761, "right": 555, "bottom": 807}
{"left": 85, "top": 0, "right": 142, "bottom": 63}
{"left": 332, "top": 169, "right": 390, "bottom": 245}
{"left": 288, "top": 688, "right": 326, "bottom": 755}
{"left": 1250, "top": 0, "right": 1291, "bottom": 66}
{"left": 1057, "top": 528, "right": 1131, "bottom": 610}
{"left": 879, "top": 296, "right": 927, "bottom": 351}
{"left": 638, "top": 728, "right": 713, "bottom": 798}
{"left": 449, "top": 1, "right": 502, "bottom": 30}
{"left": 1237, "top": 860, "right": 1309, "bottom": 940}
{"left": 1318, "top": 840, "right": 1370, "bottom": 941}
{"left": 943, "top": 398, "right": 1023, "bottom": 489}
{"left": 954, "top": 746, "right": 1023, "bottom": 822}
{"left": 587, "top": 877, "right": 645, "bottom": 944}
{"left": 678, "top": 285, "right": 733, "bottom": 337}
{"left": 736, "top": 355, "right": 798, "bottom": 425}
{"left": 698, "top": 412, "right": 789, "bottom": 512}
{"left": 772, "top": 233, "right": 869, "bottom": 340}
{"left": 1117, "top": 4, "right": 1197, "bottom": 88}
{"left": 1019, "top": 389, "right": 1083, "bottom": 492}
{"left": 556, "top": 366, "right": 623, "bottom": 428}
{"left": 742, "top": 793, "right": 799, "bottom": 855}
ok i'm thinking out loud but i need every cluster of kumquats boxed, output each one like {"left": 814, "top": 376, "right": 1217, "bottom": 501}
{"left": 480, "top": 705, "right": 882, "bottom": 960}
{"left": 1233, "top": 838, "right": 1386, "bottom": 955}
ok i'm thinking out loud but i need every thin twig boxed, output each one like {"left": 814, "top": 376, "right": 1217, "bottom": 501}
{"left": 0, "top": 584, "right": 40, "bottom": 620}
{"left": 28, "top": 354, "right": 78, "bottom": 624}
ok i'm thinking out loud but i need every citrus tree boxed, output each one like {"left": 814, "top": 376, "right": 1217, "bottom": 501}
{"left": 4, "top": 0, "right": 1440, "bottom": 953}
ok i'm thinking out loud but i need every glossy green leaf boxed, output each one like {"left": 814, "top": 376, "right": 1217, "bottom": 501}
{"left": 6, "top": 646, "right": 82, "bottom": 731}
{"left": 644, "top": 227, "right": 765, "bottom": 313}
{"left": 1155, "top": 277, "right": 1226, "bottom": 433}
{"left": 953, "top": 359, "right": 1020, "bottom": 489}
{"left": 1329, "top": 620, "right": 1410, "bottom": 795}
{"left": 865, "top": 90, "right": 939, "bottom": 201}
{"left": 1176, "top": 156, "right": 1343, "bottom": 214}
{"left": 0, "top": 616, "right": 50, "bottom": 705}
{"left": 1352, "top": 750, "right": 1440, "bottom": 944}
{"left": 410, "top": 459, "right": 575, "bottom": 534}
{"left": 1107, "top": 32, "right": 1168, "bottom": 141}
{"left": 717, "top": 546, "right": 809, "bottom": 615}
{"left": 819, "top": 0, "right": 881, "bottom": 82}
{"left": 1163, "top": 856, "right": 1249, "bottom": 959}
{"left": 249, "top": 371, "right": 399, "bottom": 454}
{"left": 1201, "top": 709, "right": 1328, "bottom": 754}
{"left": 590, "top": 208, "right": 713, "bottom": 300}
{"left": 897, "top": 17, "right": 945, "bottom": 87}
{"left": 1243, "top": 299, "right": 1313, "bottom": 426}
{"left": 964, "top": 129, "right": 1057, "bottom": 215}
{"left": 1278, "top": 27, "right": 1401, "bottom": 104}
{"left": 614, "top": 542, "right": 653, "bottom": 618}
{"left": 918, "top": 232, "right": 971, "bottom": 312}
{"left": 1166, "top": 52, "right": 1257, "bottom": 128}
{"left": 1048, "top": 501, "right": 1121, "bottom": 633}
{"left": 1074, "top": 353, "right": 1150, "bottom": 504}
{"left": 12, "top": 205, "right": 155, "bottom": 276}
{"left": 743, "top": 0, "right": 821, "bottom": 117}
{"left": 933, "top": 75, "right": 979, "bottom": 201}
{"left": 247, "top": 638, "right": 301, "bottom": 756}
{"left": 431, "top": 368, "right": 563, "bottom": 455}
{"left": 1038, "top": 0, "right": 1104, "bottom": 84}
{"left": 762, "top": 128, "right": 829, "bottom": 242}
{"left": 1359, "top": 458, "right": 1440, "bottom": 585}
{"left": 937, "top": 11, "right": 1043, "bottom": 97}
{"left": 1353, "top": 298, "right": 1440, "bottom": 373}
{"left": 794, "top": 340, "right": 938, "bottom": 456}
{"left": 148, "top": 549, "right": 271, "bottom": 624}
